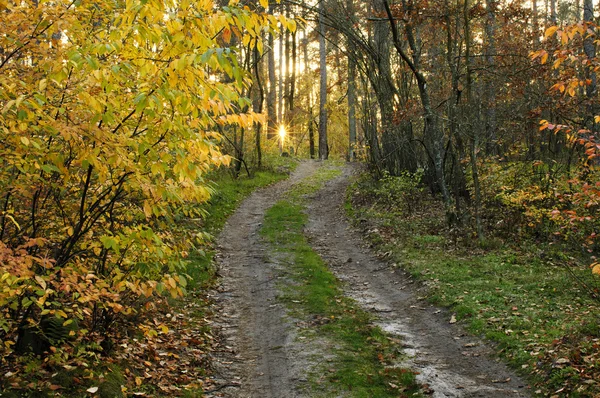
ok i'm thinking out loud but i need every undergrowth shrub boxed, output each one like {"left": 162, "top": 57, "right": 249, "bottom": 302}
{"left": 373, "top": 170, "right": 424, "bottom": 214}
{"left": 478, "top": 158, "right": 600, "bottom": 286}
{"left": 478, "top": 161, "right": 556, "bottom": 238}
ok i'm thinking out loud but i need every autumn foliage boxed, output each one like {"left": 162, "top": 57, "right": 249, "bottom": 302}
{"left": 0, "top": 0, "right": 276, "bottom": 387}
{"left": 529, "top": 22, "right": 600, "bottom": 275}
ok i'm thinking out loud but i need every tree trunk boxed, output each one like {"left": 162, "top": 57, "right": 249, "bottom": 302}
{"left": 318, "top": 0, "right": 329, "bottom": 160}
{"left": 284, "top": 8, "right": 291, "bottom": 125}
{"left": 267, "top": 29, "right": 277, "bottom": 139}
{"left": 369, "top": 0, "right": 417, "bottom": 174}
{"left": 584, "top": 0, "right": 596, "bottom": 128}
{"left": 484, "top": 0, "right": 497, "bottom": 155}
{"left": 362, "top": 81, "right": 382, "bottom": 170}
{"left": 373, "top": 0, "right": 395, "bottom": 173}
{"left": 347, "top": 0, "right": 357, "bottom": 161}
{"left": 302, "top": 32, "right": 316, "bottom": 159}
{"left": 445, "top": 0, "right": 468, "bottom": 219}
{"left": 533, "top": 0, "right": 539, "bottom": 45}
{"left": 289, "top": 29, "right": 297, "bottom": 130}
{"left": 278, "top": 23, "right": 284, "bottom": 125}
{"left": 584, "top": 0, "right": 596, "bottom": 98}
{"left": 470, "top": 133, "right": 484, "bottom": 242}
{"left": 233, "top": 126, "right": 244, "bottom": 177}
{"left": 383, "top": 0, "right": 452, "bottom": 214}
{"left": 253, "top": 44, "right": 264, "bottom": 167}
{"left": 464, "top": 0, "right": 484, "bottom": 238}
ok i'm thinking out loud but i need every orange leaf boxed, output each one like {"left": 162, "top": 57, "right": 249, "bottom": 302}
{"left": 222, "top": 28, "right": 231, "bottom": 44}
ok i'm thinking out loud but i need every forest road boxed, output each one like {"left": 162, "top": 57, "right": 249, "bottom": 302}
{"left": 208, "top": 161, "right": 530, "bottom": 398}
{"left": 207, "top": 160, "right": 320, "bottom": 398}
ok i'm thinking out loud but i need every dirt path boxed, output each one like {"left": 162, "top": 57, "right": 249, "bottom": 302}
{"left": 208, "top": 161, "right": 531, "bottom": 397}
{"left": 305, "top": 165, "right": 529, "bottom": 397}
{"left": 207, "top": 161, "right": 320, "bottom": 398}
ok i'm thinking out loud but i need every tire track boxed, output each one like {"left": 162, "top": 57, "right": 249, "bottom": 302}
{"left": 208, "top": 161, "right": 319, "bottom": 398}
{"left": 304, "top": 164, "right": 530, "bottom": 398}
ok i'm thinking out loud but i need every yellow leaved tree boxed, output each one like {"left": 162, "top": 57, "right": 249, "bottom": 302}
{"left": 0, "top": 0, "right": 277, "bottom": 375}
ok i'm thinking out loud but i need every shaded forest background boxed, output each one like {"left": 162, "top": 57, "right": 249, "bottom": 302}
{"left": 245, "top": 0, "right": 600, "bottom": 263}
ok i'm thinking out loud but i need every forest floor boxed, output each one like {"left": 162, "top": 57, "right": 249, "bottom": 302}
{"left": 206, "top": 160, "right": 530, "bottom": 397}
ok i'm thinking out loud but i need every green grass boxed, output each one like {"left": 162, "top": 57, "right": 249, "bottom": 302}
{"left": 260, "top": 163, "right": 421, "bottom": 397}
{"left": 286, "top": 162, "right": 343, "bottom": 202}
{"left": 203, "top": 165, "right": 298, "bottom": 235}
{"left": 348, "top": 172, "right": 600, "bottom": 397}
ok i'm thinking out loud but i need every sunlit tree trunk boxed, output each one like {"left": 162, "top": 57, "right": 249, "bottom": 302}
{"left": 284, "top": 5, "right": 291, "bottom": 126}
{"left": 318, "top": 0, "right": 329, "bottom": 160}
{"left": 289, "top": 29, "right": 297, "bottom": 132}
{"left": 252, "top": 44, "right": 264, "bottom": 167}
{"left": 278, "top": 22, "right": 284, "bottom": 124}
{"left": 267, "top": 20, "right": 277, "bottom": 140}
{"left": 302, "top": 32, "right": 316, "bottom": 159}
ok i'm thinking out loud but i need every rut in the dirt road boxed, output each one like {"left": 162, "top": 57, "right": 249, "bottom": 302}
{"left": 305, "top": 164, "right": 530, "bottom": 398}
{"left": 209, "top": 161, "right": 320, "bottom": 398}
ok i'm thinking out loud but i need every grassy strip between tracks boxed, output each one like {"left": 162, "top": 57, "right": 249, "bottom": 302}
{"left": 260, "top": 162, "right": 422, "bottom": 398}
